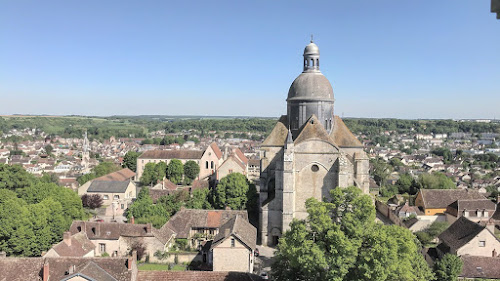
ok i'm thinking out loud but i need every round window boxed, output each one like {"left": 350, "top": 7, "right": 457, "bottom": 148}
{"left": 311, "top": 164, "right": 319, "bottom": 172}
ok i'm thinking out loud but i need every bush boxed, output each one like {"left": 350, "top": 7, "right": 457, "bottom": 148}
{"left": 101, "top": 252, "right": 109, "bottom": 257}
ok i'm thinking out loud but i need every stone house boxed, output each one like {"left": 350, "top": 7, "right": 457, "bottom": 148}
{"left": 160, "top": 208, "right": 248, "bottom": 250}
{"left": 437, "top": 216, "right": 500, "bottom": 258}
{"left": 136, "top": 142, "right": 223, "bottom": 181}
{"left": 69, "top": 221, "right": 174, "bottom": 260}
{"left": 415, "top": 189, "right": 487, "bottom": 216}
{"left": 210, "top": 215, "right": 257, "bottom": 273}
{"left": 445, "top": 199, "right": 496, "bottom": 224}
{"left": 215, "top": 155, "right": 247, "bottom": 180}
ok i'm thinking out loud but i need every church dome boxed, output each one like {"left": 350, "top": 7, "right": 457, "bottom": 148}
{"left": 287, "top": 72, "right": 334, "bottom": 101}
{"left": 304, "top": 42, "right": 319, "bottom": 56}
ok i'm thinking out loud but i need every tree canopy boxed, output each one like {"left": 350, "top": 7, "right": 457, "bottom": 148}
{"left": 211, "top": 173, "right": 250, "bottom": 210}
{"left": 122, "top": 151, "right": 141, "bottom": 172}
{"left": 183, "top": 160, "right": 200, "bottom": 184}
{"left": 166, "top": 159, "right": 183, "bottom": 184}
{"left": 272, "top": 186, "right": 434, "bottom": 281}
{"left": 0, "top": 164, "right": 86, "bottom": 256}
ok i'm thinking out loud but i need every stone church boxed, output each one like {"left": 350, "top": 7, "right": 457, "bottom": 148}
{"left": 259, "top": 40, "right": 370, "bottom": 246}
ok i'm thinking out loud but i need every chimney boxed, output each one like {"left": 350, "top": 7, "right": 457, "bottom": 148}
{"left": 146, "top": 223, "right": 151, "bottom": 233}
{"left": 225, "top": 206, "right": 231, "bottom": 210}
{"left": 96, "top": 224, "right": 100, "bottom": 236}
{"left": 131, "top": 216, "right": 135, "bottom": 224}
{"left": 63, "top": 232, "right": 72, "bottom": 246}
{"left": 43, "top": 262, "right": 49, "bottom": 281}
{"left": 128, "top": 250, "right": 137, "bottom": 270}
{"left": 68, "top": 265, "right": 75, "bottom": 275}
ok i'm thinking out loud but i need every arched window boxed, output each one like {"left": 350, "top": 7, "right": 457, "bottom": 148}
{"left": 211, "top": 161, "right": 214, "bottom": 169}
{"left": 205, "top": 161, "right": 208, "bottom": 169}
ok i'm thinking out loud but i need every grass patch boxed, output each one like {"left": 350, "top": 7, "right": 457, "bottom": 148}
{"left": 137, "top": 263, "right": 187, "bottom": 271}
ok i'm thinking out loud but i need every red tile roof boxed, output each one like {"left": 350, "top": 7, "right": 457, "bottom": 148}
{"left": 137, "top": 271, "right": 257, "bottom": 281}
{"left": 94, "top": 168, "right": 136, "bottom": 182}
{"left": 210, "top": 142, "right": 223, "bottom": 159}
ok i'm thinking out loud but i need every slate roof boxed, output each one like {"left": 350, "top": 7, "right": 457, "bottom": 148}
{"left": 87, "top": 180, "right": 131, "bottom": 193}
{"left": 161, "top": 209, "right": 248, "bottom": 239}
{"left": 261, "top": 115, "right": 288, "bottom": 147}
{"left": 491, "top": 203, "right": 500, "bottom": 220}
{"left": 137, "top": 271, "right": 257, "bottom": 281}
{"left": 447, "top": 199, "right": 496, "bottom": 213}
{"left": 0, "top": 257, "right": 44, "bottom": 281}
{"left": 330, "top": 115, "right": 363, "bottom": 147}
{"left": 49, "top": 232, "right": 95, "bottom": 257}
{"left": 294, "top": 115, "right": 338, "bottom": 147}
{"left": 419, "top": 189, "right": 487, "bottom": 209}
{"left": 138, "top": 150, "right": 203, "bottom": 160}
{"left": 211, "top": 215, "right": 257, "bottom": 251}
{"left": 94, "top": 168, "right": 135, "bottom": 182}
{"left": 438, "top": 216, "right": 486, "bottom": 253}
{"left": 460, "top": 256, "right": 500, "bottom": 279}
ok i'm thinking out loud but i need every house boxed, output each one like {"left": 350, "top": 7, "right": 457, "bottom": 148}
{"left": 459, "top": 255, "right": 500, "bottom": 280}
{"left": 136, "top": 142, "right": 223, "bottom": 181}
{"left": 69, "top": 221, "right": 174, "bottom": 260}
{"left": 160, "top": 208, "right": 248, "bottom": 250}
{"left": 210, "top": 215, "right": 257, "bottom": 273}
{"left": 215, "top": 155, "right": 247, "bottom": 180}
{"left": 437, "top": 216, "right": 500, "bottom": 258}
{"left": 0, "top": 253, "right": 137, "bottom": 281}
{"left": 396, "top": 202, "right": 419, "bottom": 219}
{"left": 43, "top": 232, "right": 95, "bottom": 258}
{"left": 445, "top": 199, "right": 496, "bottom": 224}
{"left": 415, "top": 189, "right": 487, "bottom": 216}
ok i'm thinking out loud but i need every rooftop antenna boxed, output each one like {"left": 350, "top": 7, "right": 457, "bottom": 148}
{"left": 310, "top": 34, "right": 314, "bottom": 43}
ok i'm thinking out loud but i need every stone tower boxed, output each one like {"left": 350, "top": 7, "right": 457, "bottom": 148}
{"left": 259, "top": 40, "right": 369, "bottom": 246}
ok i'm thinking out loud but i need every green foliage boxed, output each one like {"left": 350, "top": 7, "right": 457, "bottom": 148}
{"left": 395, "top": 173, "right": 417, "bottom": 195}
{"left": 415, "top": 221, "right": 449, "bottom": 246}
{"left": 370, "top": 158, "right": 393, "bottom": 187}
{"left": 431, "top": 148, "right": 454, "bottom": 164}
{"left": 0, "top": 164, "right": 33, "bottom": 190}
{"left": 44, "top": 144, "right": 54, "bottom": 155}
{"left": 211, "top": 173, "right": 249, "bottom": 210}
{"left": 140, "top": 162, "right": 159, "bottom": 186}
{"left": 417, "top": 172, "right": 455, "bottom": 190}
{"left": 434, "top": 254, "right": 463, "bottom": 281}
{"left": 183, "top": 160, "right": 200, "bottom": 183}
{"left": 185, "top": 188, "right": 212, "bottom": 209}
{"left": 0, "top": 165, "right": 86, "bottom": 256}
{"left": 126, "top": 188, "right": 168, "bottom": 228}
{"left": 122, "top": 151, "right": 141, "bottom": 172}
{"left": 166, "top": 159, "right": 183, "bottom": 184}
{"left": 272, "top": 186, "right": 434, "bottom": 281}
{"left": 77, "top": 162, "right": 121, "bottom": 185}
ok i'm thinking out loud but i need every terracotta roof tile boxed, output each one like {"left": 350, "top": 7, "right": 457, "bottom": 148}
{"left": 50, "top": 232, "right": 95, "bottom": 257}
{"left": 137, "top": 271, "right": 257, "bottom": 281}
{"left": 0, "top": 257, "right": 44, "bottom": 281}
{"left": 94, "top": 168, "right": 135, "bottom": 182}
{"left": 419, "top": 189, "right": 487, "bottom": 209}
{"left": 460, "top": 256, "right": 500, "bottom": 279}
{"left": 138, "top": 150, "right": 203, "bottom": 160}
{"left": 209, "top": 142, "right": 223, "bottom": 159}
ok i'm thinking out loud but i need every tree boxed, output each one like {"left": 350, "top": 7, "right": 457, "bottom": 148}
{"left": 395, "top": 173, "right": 416, "bottom": 194}
{"left": 417, "top": 172, "right": 455, "bottom": 190}
{"left": 126, "top": 188, "right": 168, "bottom": 228}
{"left": 140, "top": 162, "right": 158, "bottom": 186}
{"left": 185, "top": 188, "right": 212, "bottom": 209}
{"left": 211, "top": 173, "right": 249, "bottom": 210}
{"left": 122, "top": 151, "right": 141, "bottom": 172}
{"left": 81, "top": 194, "right": 104, "bottom": 209}
{"left": 184, "top": 160, "right": 200, "bottom": 184}
{"left": 167, "top": 159, "right": 183, "bottom": 184}
{"left": 434, "top": 254, "right": 463, "bottom": 281}
{"left": 272, "top": 186, "right": 434, "bottom": 281}
{"left": 0, "top": 164, "right": 33, "bottom": 190}
{"left": 370, "top": 158, "right": 393, "bottom": 187}
{"left": 44, "top": 144, "right": 54, "bottom": 155}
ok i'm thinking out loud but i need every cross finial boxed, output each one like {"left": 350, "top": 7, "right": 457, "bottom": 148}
{"left": 310, "top": 34, "right": 314, "bottom": 43}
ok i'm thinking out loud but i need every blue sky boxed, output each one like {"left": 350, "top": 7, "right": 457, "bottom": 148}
{"left": 1, "top": 0, "right": 498, "bottom": 119}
